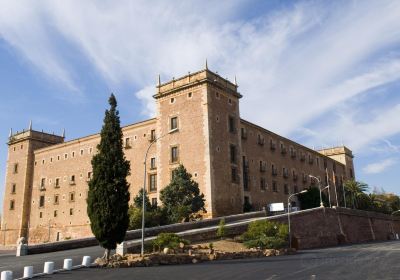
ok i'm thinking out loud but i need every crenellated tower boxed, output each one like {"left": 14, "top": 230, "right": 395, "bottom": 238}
{"left": 1, "top": 125, "right": 64, "bottom": 245}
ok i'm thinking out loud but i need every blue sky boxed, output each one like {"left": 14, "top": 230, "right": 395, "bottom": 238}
{"left": 1, "top": 0, "right": 400, "bottom": 212}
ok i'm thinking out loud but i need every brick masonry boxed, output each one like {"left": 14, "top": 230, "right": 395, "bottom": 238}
{"left": 1, "top": 68, "right": 355, "bottom": 246}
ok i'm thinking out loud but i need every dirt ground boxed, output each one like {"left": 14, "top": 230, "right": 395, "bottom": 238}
{"left": 194, "top": 239, "right": 249, "bottom": 252}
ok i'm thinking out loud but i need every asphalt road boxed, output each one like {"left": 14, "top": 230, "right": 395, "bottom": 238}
{"left": 0, "top": 245, "right": 104, "bottom": 279}
{"left": 3, "top": 241, "right": 399, "bottom": 280}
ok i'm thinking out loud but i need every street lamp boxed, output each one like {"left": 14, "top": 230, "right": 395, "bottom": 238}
{"left": 288, "top": 190, "right": 308, "bottom": 249}
{"left": 309, "top": 175, "right": 324, "bottom": 207}
{"left": 141, "top": 127, "right": 178, "bottom": 256}
{"left": 391, "top": 210, "right": 400, "bottom": 240}
{"left": 321, "top": 185, "right": 331, "bottom": 208}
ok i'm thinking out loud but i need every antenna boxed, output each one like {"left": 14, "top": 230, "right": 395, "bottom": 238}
{"left": 157, "top": 74, "right": 161, "bottom": 86}
{"left": 205, "top": 59, "right": 208, "bottom": 70}
{"left": 62, "top": 129, "right": 65, "bottom": 138}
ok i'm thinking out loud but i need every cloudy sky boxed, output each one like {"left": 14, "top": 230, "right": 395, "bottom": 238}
{"left": 1, "top": 0, "right": 400, "bottom": 211}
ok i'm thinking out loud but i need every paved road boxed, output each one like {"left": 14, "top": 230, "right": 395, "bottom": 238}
{"left": 0, "top": 241, "right": 400, "bottom": 280}
{"left": 0, "top": 245, "right": 104, "bottom": 278}
{"left": 8, "top": 240, "right": 399, "bottom": 280}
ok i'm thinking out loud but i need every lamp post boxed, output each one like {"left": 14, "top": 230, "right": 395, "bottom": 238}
{"left": 141, "top": 128, "right": 178, "bottom": 256}
{"left": 391, "top": 210, "right": 400, "bottom": 240}
{"left": 309, "top": 175, "right": 324, "bottom": 207}
{"left": 321, "top": 185, "right": 331, "bottom": 208}
{"left": 288, "top": 190, "right": 308, "bottom": 249}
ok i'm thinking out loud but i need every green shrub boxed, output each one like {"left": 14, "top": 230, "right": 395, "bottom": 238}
{"left": 152, "top": 233, "right": 189, "bottom": 251}
{"left": 241, "top": 220, "right": 288, "bottom": 249}
{"left": 216, "top": 218, "right": 226, "bottom": 239}
{"left": 128, "top": 206, "right": 168, "bottom": 230}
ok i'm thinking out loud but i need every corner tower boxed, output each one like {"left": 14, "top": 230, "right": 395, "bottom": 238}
{"left": 1, "top": 127, "right": 64, "bottom": 245}
{"left": 154, "top": 67, "right": 243, "bottom": 217}
{"left": 318, "top": 146, "right": 355, "bottom": 180}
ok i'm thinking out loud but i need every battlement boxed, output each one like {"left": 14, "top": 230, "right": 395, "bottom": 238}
{"left": 318, "top": 146, "right": 354, "bottom": 158}
{"left": 154, "top": 68, "right": 241, "bottom": 99}
{"left": 8, "top": 129, "right": 64, "bottom": 146}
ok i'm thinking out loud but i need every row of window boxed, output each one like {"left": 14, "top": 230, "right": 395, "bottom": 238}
{"left": 39, "top": 208, "right": 74, "bottom": 219}
{"left": 39, "top": 172, "right": 92, "bottom": 190}
{"left": 38, "top": 192, "right": 78, "bottom": 208}
{"left": 34, "top": 147, "right": 94, "bottom": 166}
{"left": 240, "top": 128, "right": 343, "bottom": 172}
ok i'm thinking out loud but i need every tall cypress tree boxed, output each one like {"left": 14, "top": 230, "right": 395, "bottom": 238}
{"left": 87, "top": 94, "right": 130, "bottom": 260}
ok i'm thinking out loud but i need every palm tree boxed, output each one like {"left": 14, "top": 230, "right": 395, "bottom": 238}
{"left": 344, "top": 179, "right": 368, "bottom": 209}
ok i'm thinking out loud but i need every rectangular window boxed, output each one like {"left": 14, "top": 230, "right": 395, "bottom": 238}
{"left": 69, "top": 192, "right": 75, "bottom": 202}
{"left": 284, "top": 184, "right": 289, "bottom": 195}
{"left": 87, "top": 172, "right": 92, "bottom": 180}
{"left": 230, "top": 145, "right": 237, "bottom": 164}
{"left": 54, "top": 195, "right": 59, "bottom": 205}
{"left": 150, "top": 129, "right": 156, "bottom": 141}
{"left": 69, "top": 208, "right": 73, "bottom": 216}
{"left": 231, "top": 167, "right": 238, "bottom": 183}
{"left": 151, "top": 198, "right": 157, "bottom": 207}
{"left": 9, "top": 200, "right": 15, "bottom": 210}
{"left": 228, "top": 116, "right": 236, "bottom": 133}
{"left": 11, "top": 184, "right": 16, "bottom": 194}
{"left": 39, "top": 212, "right": 43, "bottom": 218}
{"left": 54, "top": 210, "right": 58, "bottom": 217}
{"left": 149, "top": 174, "right": 157, "bottom": 192}
{"left": 171, "top": 146, "right": 179, "bottom": 163}
{"left": 170, "top": 117, "right": 178, "bottom": 130}
{"left": 13, "top": 163, "right": 18, "bottom": 174}
{"left": 70, "top": 175, "right": 76, "bottom": 185}
{"left": 40, "top": 178, "right": 46, "bottom": 189}
{"left": 55, "top": 178, "right": 60, "bottom": 188}
{"left": 39, "top": 195, "right": 45, "bottom": 207}
{"left": 272, "top": 181, "right": 278, "bottom": 192}
{"left": 260, "top": 178, "right": 266, "bottom": 191}
{"left": 80, "top": 149, "right": 84, "bottom": 156}
{"left": 150, "top": 157, "right": 156, "bottom": 169}
{"left": 64, "top": 153, "right": 68, "bottom": 159}
{"left": 125, "top": 138, "right": 131, "bottom": 148}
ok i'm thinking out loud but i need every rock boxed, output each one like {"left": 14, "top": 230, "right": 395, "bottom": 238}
{"left": 264, "top": 249, "right": 276, "bottom": 257}
{"left": 188, "top": 249, "right": 193, "bottom": 256}
{"left": 179, "top": 242, "right": 186, "bottom": 249}
{"left": 192, "top": 258, "right": 199, "bottom": 264}
{"left": 163, "top": 247, "right": 170, "bottom": 254}
{"left": 94, "top": 257, "right": 108, "bottom": 267}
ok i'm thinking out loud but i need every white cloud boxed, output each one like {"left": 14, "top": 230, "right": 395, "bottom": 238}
{"left": 0, "top": 0, "right": 400, "bottom": 154}
{"left": 363, "top": 158, "right": 397, "bottom": 174}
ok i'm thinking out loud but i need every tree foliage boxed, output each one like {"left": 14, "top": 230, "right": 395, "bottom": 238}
{"left": 241, "top": 220, "right": 288, "bottom": 249}
{"left": 160, "top": 164, "right": 206, "bottom": 223}
{"left": 152, "top": 233, "right": 189, "bottom": 251}
{"left": 87, "top": 94, "right": 130, "bottom": 258}
{"left": 128, "top": 190, "right": 167, "bottom": 230}
{"left": 298, "top": 186, "right": 329, "bottom": 209}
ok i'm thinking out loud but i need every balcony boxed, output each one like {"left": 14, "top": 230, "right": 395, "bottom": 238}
{"left": 69, "top": 180, "right": 76, "bottom": 186}
{"left": 260, "top": 163, "right": 267, "bottom": 172}
{"left": 272, "top": 168, "right": 278, "bottom": 176}
{"left": 290, "top": 150, "right": 297, "bottom": 158}
{"left": 270, "top": 141, "right": 276, "bottom": 150}
{"left": 281, "top": 146, "right": 287, "bottom": 155}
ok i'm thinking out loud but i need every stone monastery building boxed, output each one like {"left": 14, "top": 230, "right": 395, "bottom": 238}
{"left": 1, "top": 67, "right": 355, "bottom": 245}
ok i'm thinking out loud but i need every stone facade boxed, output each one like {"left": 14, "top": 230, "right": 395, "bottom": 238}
{"left": 0, "top": 67, "right": 355, "bottom": 245}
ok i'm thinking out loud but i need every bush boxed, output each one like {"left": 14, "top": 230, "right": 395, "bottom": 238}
{"left": 241, "top": 220, "right": 288, "bottom": 250}
{"left": 128, "top": 206, "right": 168, "bottom": 230}
{"left": 152, "top": 233, "right": 189, "bottom": 251}
{"left": 216, "top": 218, "right": 226, "bottom": 239}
